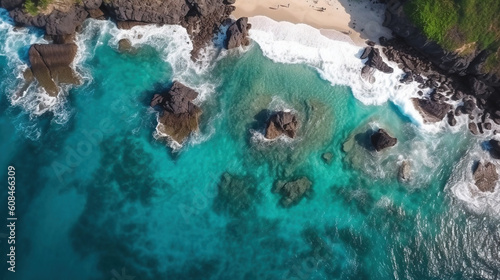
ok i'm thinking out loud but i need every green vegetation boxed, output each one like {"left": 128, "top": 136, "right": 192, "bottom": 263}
{"left": 404, "top": 0, "right": 500, "bottom": 74}
{"left": 23, "top": 0, "right": 55, "bottom": 15}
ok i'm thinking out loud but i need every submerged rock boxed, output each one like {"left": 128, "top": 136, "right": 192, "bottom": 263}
{"left": 411, "top": 98, "right": 452, "bottom": 123}
{"left": 118, "top": 39, "right": 137, "bottom": 54}
{"left": 213, "top": 172, "right": 259, "bottom": 216}
{"left": 273, "top": 177, "right": 312, "bottom": 207}
{"left": 473, "top": 161, "right": 498, "bottom": 192}
{"left": 28, "top": 43, "right": 79, "bottom": 96}
{"left": 150, "top": 81, "right": 202, "bottom": 143}
{"left": 371, "top": 129, "right": 397, "bottom": 151}
{"left": 322, "top": 152, "right": 334, "bottom": 164}
{"left": 225, "top": 17, "right": 251, "bottom": 49}
{"left": 265, "top": 111, "right": 298, "bottom": 140}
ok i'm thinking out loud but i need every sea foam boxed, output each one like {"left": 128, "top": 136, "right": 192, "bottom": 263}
{"left": 247, "top": 16, "right": 456, "bottom": 134}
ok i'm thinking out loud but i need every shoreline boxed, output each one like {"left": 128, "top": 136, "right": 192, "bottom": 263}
{"left": 232, "top": 0, "right": 392, "bottom": 46}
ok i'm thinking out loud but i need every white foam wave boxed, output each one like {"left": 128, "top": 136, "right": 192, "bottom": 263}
{"left": 78, "top": 19, "right": 227, "bottom": 149}
{"left": 446, "top": 144, "right": 500, "bottom": 216}
{"left": 247, "top": 16, "right": 450, "bottom": 134}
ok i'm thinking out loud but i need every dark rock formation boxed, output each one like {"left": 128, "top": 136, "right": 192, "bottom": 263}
{"left": 321, "top": 152, "right": 334, "bottom": 164}
{"left": 361, "top": 46, "right": 393, "bottom": 74}
{"left": 87, "top": 8, "right": 106, "bottom": 20}
{"left": 0, "top": 0, "right": 23, "bottom": 10}
{"left": 213, "top": 172, "right": 260, "bottom": 216}
{"left": 489, "top": 139, "right": 500, "bottom": 159}
{"left": 273, "top": 177, "right": 313, "bottom": 207}
{"left": 83, "top": 0, "right": 102, "bottom": 10}
{"left": 399, "top": 160, "right": 411, "bottom": 182}
{"left": 473, "top": 161, "right": 498, "bottom": 192}
{"left": 370, "top": 129, "right": 397, "bottom": 151}
{"left": 468, "top": 122, "right": 479, "bottom": 135}
{"left": 9, "top": 5, "right": 88, "bottom": 35}
{"left": 150, "top": 81, "right": 201, "bottom": 143}
{"left": 447, "top": 112, "right": 457, "bottom": 126}
{"left": 2, "top": 0, "right": 236, "bottom": 59}
{"left": 225, "top": 17, "right": 251, "bottom": 49}
{"left": 412, "top": 98, "right": 452, "bottom": 123}
{"left": 103, "top": 0, "right": 235, "bottom": 57}
{"left": 28, "top": 43, "right": 79, "bottom": 96}
{"left": 118, "top": 39, "right": 136, "bottom": 54}
{"left": 382, "top": 0, "right": 500, "bottom": 126}
{"left": 265, "top": 111, "right": 298, "bottom": 140}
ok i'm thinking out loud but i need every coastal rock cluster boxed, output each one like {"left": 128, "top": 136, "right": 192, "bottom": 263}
{"left": 1, "top": 0, "right": 241, "bottom": 94}
{"left": 225, "top": 17, "right": 251, "bottom": 49}
{"left": 360, "top": 46, "right": 393, "bottom": 75}
{"left": 150, "top": 81, "right": 202, "bottom": 144}
{"left": 381, "top": 0, "right": 500, "bottom": 135}
{"left": 28, "top": 43, "right": 79, "bottom": 96}
{"left": 473, "top": 161, "right": 498, "bottom": 192}
{"left": 265, "top": 111, "right": 298, "bottom": 140}
{"left": 370, "top": 129, "right": 397, "bottom": 151}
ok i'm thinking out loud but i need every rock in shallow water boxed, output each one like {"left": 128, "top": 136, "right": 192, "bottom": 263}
{"left": 361, "top": 47, "right": 394, "bottom": 74}
{"left": 151, "top": 81, "right": 202, "bottom": 144}
{"left": 225, "top": 17, "right": 251, "bottom": 49}
{"left": 412, "top": 98, "right": 451, "bottom": 123}
{"left": 322, "top": 152, "right": 334, "bottom": 164}
{"left": 273, "top": 177, "right": 312, "bottom": 207}
{"left": 398, "top": 160, "right": 411, "bottom": 182}
{"left": 213, "top": 172, "right": 259, "bottom": 216}
{"left": 265, "top": 111, "right": 298, "bottom": 140}
{"left": 28, "top": 43, "right": 79, "bottom": 96}
{"left": 473, "top": 161, "right": 498, "bottom": 192}
{"left": 371, "top": 129, "right": 397, "bottom": 151}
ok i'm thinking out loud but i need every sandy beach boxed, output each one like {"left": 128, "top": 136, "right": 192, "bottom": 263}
{"left": 232, "top": 0, "right": 392, "bottom": 45}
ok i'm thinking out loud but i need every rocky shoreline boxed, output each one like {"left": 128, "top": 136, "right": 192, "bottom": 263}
{"left": 2, "top": 1, "right": 498, "bottom": 195}
{"left": 380, "top": 0, "right": 500, "bottom": 135}
{"left": 1, "top": 0, "right": 249, "bottom": 95}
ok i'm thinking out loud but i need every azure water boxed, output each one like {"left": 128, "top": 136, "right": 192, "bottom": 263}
{"left": 0, "top": 12, "right": 499, "bottom": 280}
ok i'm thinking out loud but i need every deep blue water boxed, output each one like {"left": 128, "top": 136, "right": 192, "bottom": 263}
{"left": 0, "top": 12, "right": 499, "bottom": 280}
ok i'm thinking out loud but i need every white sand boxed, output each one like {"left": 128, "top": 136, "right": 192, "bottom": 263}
{"left": 232, "top": 0, "right": 392, "bottom": 46}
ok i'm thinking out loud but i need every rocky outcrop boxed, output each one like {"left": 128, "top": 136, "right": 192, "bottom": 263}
{"left": 412, "top": 98, "right": 452, "bottom": 123}
{"left": 383, "top": 0, "right": 492, "bottom": 80}
{"left": 265, "top": 111, "right": 298, "bottom": 140}
{"left": 0, "top": 0, "right": 23, "bottom": 10}
{"left": 103, "top": 0, "right": 235, "bottom": 57}
{"left": 321, "top": 152, "right": 334, "bottom": 164}
{"left": 28, "top": 43, "right": 79, "bottom": 96}
{"left": 83, "top": 0, "right": 102, "bottom": 10}
{"left": 370, "top": 129, "right": 397, "bottom": 151}
{"left": 225, "top": 17, "right": 251, "bottom": 49}
{"left": 273, "top": 177, "right": 312, "bottom": 207}
{"left": 118, "top": 39, "right": 136, "bottom": 54}
{"left": 150, "top": 81, "right": 201, "bottom": 143}
{"left": 399, "top": 160, "right": 411, "bottom": 182}
{"left": 360, "top": 46, "right": 393, "bottom": 74}
{"left": 9, "top": 5, "right": 88, "bottom": 35}
{"left": 383, "top": 0, "right": 500, "bottom": 127}
{"left": 489, "top": 139, "right": 500, "bottom": 159}
{"left": 2, "top": 0, "right": 236, "bottom": 58}
{"left": 473, "top": 161, "right": 498, "bottom": 192}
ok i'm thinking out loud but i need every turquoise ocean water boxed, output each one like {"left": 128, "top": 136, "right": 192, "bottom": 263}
{"left": 0, "top": 10, "right": 499, "bottom": 280}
